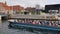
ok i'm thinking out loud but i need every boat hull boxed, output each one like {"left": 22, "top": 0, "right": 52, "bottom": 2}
{"left": 8, "top": 22, "right": 60, "bottom": 32}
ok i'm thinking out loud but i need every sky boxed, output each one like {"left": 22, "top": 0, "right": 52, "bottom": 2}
{"left": 0, "top": 0, "right": 60, "bottom": 7}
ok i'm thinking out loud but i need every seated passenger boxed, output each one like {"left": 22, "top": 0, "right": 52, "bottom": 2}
{"left": 39, "top": 21, "right": 43, "bottom": 25}
{"left": 46, "top": 22, "right": 49, "bottom": 26}
{"left": 38, "top": 21, "right": 41, "bottom": 25}
{"left": 22, "top": 21, "right": 25, "bottom": 23}
{"left": 35, "top": 21, "right": 39, "bottom": 25}
{"left": 54, "top": 21, "right": 58, "bottom": 27}
{"left": 32, "top": 21, "right": 35, "bottom": 24}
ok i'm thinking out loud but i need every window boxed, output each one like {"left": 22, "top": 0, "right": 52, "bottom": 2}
{"left": 49, "top": 10, "right": 58, "bottom": 13}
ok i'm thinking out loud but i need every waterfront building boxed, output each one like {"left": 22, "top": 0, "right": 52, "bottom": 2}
{"left": 9, "top": 5, "right": 24, "bottom": 15}
{"left": 25, "top": 7, "right": 36, "bottom": 15}
{"left": 25, "top": 7, "right": 45, "bottom": 15}
{"left": 0, "top": 2, "right": 9, "bottom": 14}
{"left": 45, "top": 4, "right": 60, "bottom": 14}
{"left": 0, "top": 2, "right": 45, "bottom": 15}
{"left": 35, "top": 4, "right": 45, "bottom": 15}
{"left": 0, "top": 2, "right": 24, "bottom": 15}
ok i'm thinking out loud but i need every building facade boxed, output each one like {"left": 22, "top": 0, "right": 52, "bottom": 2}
{"left": 0, "top": 2, "right": 45, "bottom": 15}
{"left": 45, "top": 4, "right": 60, "bottom": 14}
{"left": 0, "top": 2, "right": 9, "bottom": 14}
{"left": 0, "top": 2, "right": 24, "bottom": 15}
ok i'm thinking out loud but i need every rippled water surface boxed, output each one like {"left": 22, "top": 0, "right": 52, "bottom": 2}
{"left": 0, "top": 20, "right": 59, "bottom": 34}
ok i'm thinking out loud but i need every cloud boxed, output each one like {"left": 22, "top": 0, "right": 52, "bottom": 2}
{"left": 0, "top": 0, "right": 60, "bottom": 7}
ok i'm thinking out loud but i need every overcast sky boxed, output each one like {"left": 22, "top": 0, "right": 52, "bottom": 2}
{"left": 0, "top": 0, "right": 60, "bottom": 7}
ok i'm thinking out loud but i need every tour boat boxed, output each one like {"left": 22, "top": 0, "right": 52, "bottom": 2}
{"left": 8, "top": 17, "right": 60, "bottom": 32}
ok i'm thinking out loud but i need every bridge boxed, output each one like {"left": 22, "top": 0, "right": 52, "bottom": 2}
{"left": 0, "top": 14, "right": 8, "bottom": 20}
{"left": 10, "top": 14, "right": 58, "bottom": 19}
{"left": 10, "top": 14, "right": 46, "bottom": 19}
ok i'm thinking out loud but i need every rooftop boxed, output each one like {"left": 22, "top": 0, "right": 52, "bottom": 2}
{"left": 0, "top": 2, "right": 24, "bottom": 10}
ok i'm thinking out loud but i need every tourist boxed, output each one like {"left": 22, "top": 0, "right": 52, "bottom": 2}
{"left": 32, "top": 21, "right": 35, "bottom": 24}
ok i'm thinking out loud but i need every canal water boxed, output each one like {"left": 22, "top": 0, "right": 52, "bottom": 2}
{"left": 0, "top": 20, "right": 59, "bottom": 34}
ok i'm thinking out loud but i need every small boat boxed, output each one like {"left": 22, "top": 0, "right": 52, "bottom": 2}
{"left": 8, "top": 18, "right": 60, "bottom": 32}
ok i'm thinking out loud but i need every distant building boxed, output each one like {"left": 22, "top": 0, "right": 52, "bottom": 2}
{"left": 0, "top": 2, "right": 9, "bottom": 14}
{"left": 0, "top": 2, "right": 24, "bottom": 15}
{"left": 25, "top": 7, "right": 36, "bottom": 15}
{"left": 35, "top": 4, "right": 45, "bottom": 10}
{"left": 35, "top": 4, "right": 45, "bottom": 15}
{"left": 9, "top": 5, "right": 24, "bottom": 15}
{"left": 35, "top": 4, "right": 40, "bottom": 9}
{"left": 45, "top": 4, "right": 60, "bottom": 14}
{"left": 25, "top": 7, "right": 44, "bottom": 15}
{"left": 0, "top": 2, "right": 44, "bottom": 15}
